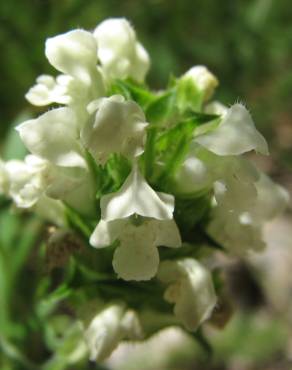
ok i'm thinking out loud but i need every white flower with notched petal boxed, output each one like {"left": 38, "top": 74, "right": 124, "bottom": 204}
{"left": 195, "top": 103, "right": 269, "bottom": 156}
{"left": 90, "top": 166, "right": 181, "bottom": 280}
{"left": 94, "top": 18, "right": 150, "bottom": 83}
{"left": 158, "top": 258, "right": 217, "bottom": 331}
{"left": 81, "top": 95, "right": 148, "bottom": 165}
{"left": 84, "top": 303, "right": 143, "bottom": 362}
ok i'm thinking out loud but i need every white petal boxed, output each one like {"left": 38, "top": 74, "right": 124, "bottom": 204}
{"left": 158, "top": 259, "right": 217, "bottom": 331}
{"left": 94, "top": 18, "right": 150, "bottom": 82}
{"left": 5, "top": 157, "right": 48, "bottom": 208}
{"left": 45, "top": 30, "right": 97, "bottom": 84}
{"left": 113, "top": 236, "right": 159, "bottom": 281}
{"left": 120, "top": 310, "right": 143, "bottom": 340}
{"left": 34, "top": 195, "right": 65, "bottom": 226}
{"left": 81, "top": 95, "right": 148, "bottom": 164}
{"left": 153, "top": 219, "right": 182, "bottom": 248}
{"left": 204, "top": 101, "right": 228, "bottom": 116}
{"left": 45, "top": 165, "right": 95, "bottom": 216}
{"left": 213, "top": 176, "right": 257, "bottom": 214}
{"left": 195, "top": 104, "right": 269, "bottom": 155}
{"left": 84, "top": 304, "right": 125, "bottom": 362}
{"left": 101, "top": 166, "right": 174, "bottom": 221}
{"left": 90, "top": 219, "right": 127, "bottom": 248}
{"left": 16, "top": 108, "right": 86, "bottom": 168}
{"left": 253, "top": 173, "right": 289, "bottom": 221}
{"left": 131, "top": 42, "right": 151, "bottom": 83}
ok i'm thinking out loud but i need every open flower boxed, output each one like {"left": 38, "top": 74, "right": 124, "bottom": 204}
{"left": 195, "top": 103, "right": 269, "bottom": 156}
{"left": 5, "top": 155, "right": 49, "bottom": 208}
{"left": 158, "top": 258, "right": 217, "bottom": 331}
{"left": 94, "top": 18, "right": 150, "bottom": 83}
{"left": 90, "top": 166, "right": 181, "bottom": 280}
{"left": 16, "top": 107, "right": 86, "bottom": 168}
{"left": 81, "top": 95, "right": 148, "bottom": 164}
{"left": 84, "top": 303, "right": 143, "bottom": 362}
{"left": 208, "top": 170, "right": 289, "bottom": 255}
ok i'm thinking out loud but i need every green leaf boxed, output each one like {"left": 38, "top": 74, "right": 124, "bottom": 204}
{"left": 108, "top": 79, "right": 154, "bottom": 108}
{"left": 145, "top": 88, "right": 177, "bottom": 125}
{"left": 153, "top": 113, "right": 216, "bottom": 185}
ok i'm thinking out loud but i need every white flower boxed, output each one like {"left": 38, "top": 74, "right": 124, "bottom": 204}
{"left": 5, "top": 155, "right": 49, "bottom": 208}
{"left": 195, "top": 103, "right": 269, "bottom": 156}
{"left": 81, "top": 95, "right": 148, "bottom": 165}
{"left": 16, "top": 107, "right": 86, "bottom": 168}
{"left": 91, "top": 218, "right": 181, "bottom": 281}
{"left": 208, "top": 170, "right": 289, "bottom": 255}
{"left": 181, "top": 66, "right": 219, "bottom": 101}
{"left": 90, "top": 166, "right": 181, "bottom": 280}
{"left": 84, "top": 303, "right": 143, "bottom": 362}
{"left": 158, "top": 258, "right": 217, "bottom": 331}
{"left": 94, "top": 18, "right": 150, "bottom": 82}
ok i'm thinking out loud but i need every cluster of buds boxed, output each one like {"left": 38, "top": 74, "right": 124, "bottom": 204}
{"left": 0, "top": 18, "right": 289, "bottom": 363}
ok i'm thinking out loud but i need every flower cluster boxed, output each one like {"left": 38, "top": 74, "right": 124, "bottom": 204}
{"left": 0, "top": 18, "right": 289, "bottom": 364}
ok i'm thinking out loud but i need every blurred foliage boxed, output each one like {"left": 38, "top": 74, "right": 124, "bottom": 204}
{"left": 1, "top": 0, "right": 292, "bottom": 369}
{"left": 1, "top": 0, "right": 292, "bottom": 146}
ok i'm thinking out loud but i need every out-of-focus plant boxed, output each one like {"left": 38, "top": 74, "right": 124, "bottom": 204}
{"left": 0, "top": 18, "right": 289, "bottom": 369}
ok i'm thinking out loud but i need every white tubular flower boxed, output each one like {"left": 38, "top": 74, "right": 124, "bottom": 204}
{"left": 94, "top": 18, "right": 150, "bottom": 82}
{"left": 90, "top": 166, "right": 181, "bottom": 280}
{"left": 158, "top": 258, "right": 217, "bottom": 331}
{"left": 16, "top": 107, "right": 86, "bottom": 168}
{"left": 181, "top": 66, "right": 219, "bottom": 102}
{"left": 101, "top": 165, "right": 174, "bottom": 221}
{"left": 81, "top": 95, "right": 148, "bottom": 165}
{"left": 84, "top": 303, "right": 143, "bottom": 362}
{"left": 195, "top": 103, "right": 269, "bottom": 156}
{"left": 5, "top": 155, "right": 49, "bottom": 208}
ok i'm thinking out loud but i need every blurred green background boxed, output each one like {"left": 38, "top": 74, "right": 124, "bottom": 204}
{"left": 1, "top": 0, "right": 292, "bottom": 155}
{"left": 1, "top": 1, "right": 292, "bottom": 369}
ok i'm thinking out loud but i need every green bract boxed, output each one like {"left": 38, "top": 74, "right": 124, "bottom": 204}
{"left": 0, "top": 17, "right": 289, "bottom": 366}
